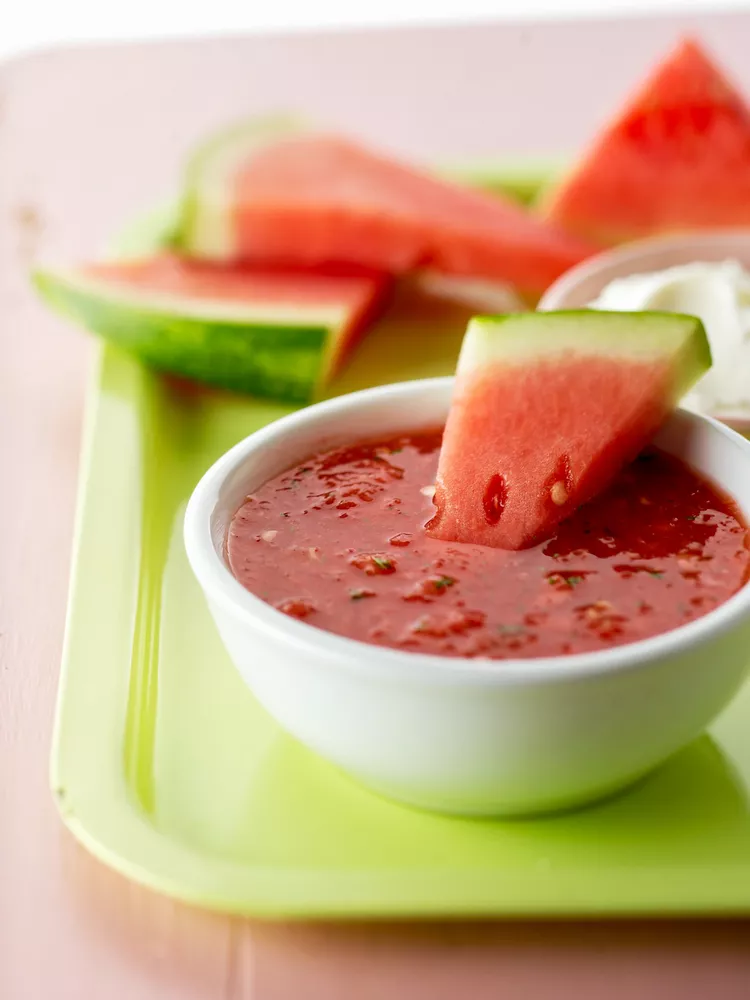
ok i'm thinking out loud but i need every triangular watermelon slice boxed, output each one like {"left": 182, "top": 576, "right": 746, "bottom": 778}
{"left": 540, "top": 38, "right": 750, "bottom": 245}
{"left": 427, "top": 311, "right": 711, "bottom": 550}
{"left": 33, "top": 255, "right": 390, "bottom": 403}
{"left": 178, "top": 118, "right": 594, "bottom": 298}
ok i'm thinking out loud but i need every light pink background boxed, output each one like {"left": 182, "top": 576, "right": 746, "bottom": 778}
{"left": 4, "top": 11, "right": 750, "bottom": 999}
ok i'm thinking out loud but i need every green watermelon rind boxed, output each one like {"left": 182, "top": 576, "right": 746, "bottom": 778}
{"left": 33, "top": 267, "right": 329, "bottom": 404}
{"left": 460, "top": 310, "right": 712, "bottom": 400}
{"left": 441, "top": 155, "right": 566, "bottom": 206}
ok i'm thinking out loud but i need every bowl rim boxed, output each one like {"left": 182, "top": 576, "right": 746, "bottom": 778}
{"left": 538, "top": 229, "right": 750, "bottom": 313}
{"left": 184, "top": 376, "right": 750, "bottom": 688}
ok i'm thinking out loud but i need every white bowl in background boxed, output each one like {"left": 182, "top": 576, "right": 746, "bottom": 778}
{"left": 539, "top": 230, "right": 750, "bottom": 433}
{"left": 184, "top": 378, "right": 750, "bottom": 816}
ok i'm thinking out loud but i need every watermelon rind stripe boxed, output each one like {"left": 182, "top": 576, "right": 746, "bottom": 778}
{"left": 33, "top": 268, "right": 328, "bottom": 404}
{"left": 461, "top": 310, "right": 711, "bottom": 401}
{"left": 34, "top": 267, "right": 348, "bottom": 327}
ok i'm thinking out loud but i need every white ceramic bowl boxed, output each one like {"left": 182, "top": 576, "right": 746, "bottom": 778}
{"left": 539, "top": 230, "right": 750, "bottom": 432}
{"left": 184, "top": 378, "right": 750, "bottom": 816}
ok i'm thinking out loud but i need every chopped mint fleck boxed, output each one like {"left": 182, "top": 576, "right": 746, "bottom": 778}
{"left": 498, "top": 624, "right": 525, "bottom": 636}
{"left": 350, "top": 588, "right": 374, "bottom": 601}
{"left": 372, "top": 556, "right": 394, "bottom": 571}
{"left": 686, "top": 515, "right": 696, "bottom": 521}
{"left": 648, "top": 570, "right": 664, "bottom": 579}
{"left": 548, "top": 572, "right": 584, "bottom": 588}
{"left": 434, "top": 576, "right": 456, "bottom": 591}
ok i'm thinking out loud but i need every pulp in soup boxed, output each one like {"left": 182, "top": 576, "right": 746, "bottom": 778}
{"left": 227, "top": 431, "right": 750, "bottom": 659}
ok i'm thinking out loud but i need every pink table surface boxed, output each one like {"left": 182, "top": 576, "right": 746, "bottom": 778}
{"left": 3, "top": 12, "right": 750, "bottom": 999}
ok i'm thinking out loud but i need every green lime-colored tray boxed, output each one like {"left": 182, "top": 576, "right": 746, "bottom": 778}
{"left": 52, "top": 167, "right": 750, "bottom": 919}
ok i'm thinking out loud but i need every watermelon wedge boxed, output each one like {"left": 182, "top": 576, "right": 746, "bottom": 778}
{"left": 178, "top": 117, "right": 595, "bottom": 298}
{"left": 427, "top": 311, "right": 711, "bottom": 550}
{"left": 540, "top": 38, "right": 750, "bottom": 245}
{"left": 33, "top": 255, "right": 389, "bottom": 403}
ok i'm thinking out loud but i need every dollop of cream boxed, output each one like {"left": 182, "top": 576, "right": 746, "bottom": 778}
{"left": 589, "top": 260, "right": 750, "bottom": 417}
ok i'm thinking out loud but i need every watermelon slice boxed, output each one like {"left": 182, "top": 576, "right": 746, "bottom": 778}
{"left": 178, "top": 118, "right": 595, "bottom": 297}
{"left": 33, "top": 255, "right": 389, "bottom": 403}
{"left": 540, "top": 38, "right": 750, "bottom": 245}
{"left": 427, "top": 311, "right": 711, "bottom": 550}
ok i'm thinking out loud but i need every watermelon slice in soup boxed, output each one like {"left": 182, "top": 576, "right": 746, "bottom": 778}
{"left": 427, "top": 311, "right": 711, "bottom": 550}
{"left": 540, "top": 38, "right": 750, "bottom": 245}
{"left": 33, "top": 255, "right": 390, "bottom": 403}
{"left": 178, "top": 118, "right": 595, "bottom": 298}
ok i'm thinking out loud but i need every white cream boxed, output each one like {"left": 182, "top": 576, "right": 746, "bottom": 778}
{"left": 589, "top": 260, "right": 750, "bottom": 418}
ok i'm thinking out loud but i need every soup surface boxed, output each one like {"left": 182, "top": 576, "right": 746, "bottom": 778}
{"left": 227, "top": 431, "right": 750, "bottom": 659}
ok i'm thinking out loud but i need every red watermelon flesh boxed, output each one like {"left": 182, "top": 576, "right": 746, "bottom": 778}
{"left": 427, "top": 312, "right": 711, "bottom": 550}
{"left": 83, "top": 255, "right": 390, "bottom": 373}
{"left": 181, "top": 131, "right": 595, "bottom": 297}
{"left": 541, "top": 38, "right": 750, "bottom": 245}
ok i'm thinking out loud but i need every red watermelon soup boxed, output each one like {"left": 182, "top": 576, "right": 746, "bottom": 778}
{"left": 226, "top": 429, "right": 749, "bottom": 660}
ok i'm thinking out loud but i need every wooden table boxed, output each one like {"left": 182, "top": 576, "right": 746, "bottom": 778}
{"left": 3, "top": 14, "right": 750, "bottom": 998}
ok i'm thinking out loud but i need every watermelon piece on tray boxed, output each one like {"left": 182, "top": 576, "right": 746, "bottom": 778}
{"left": 540, "top": 38, "right": 750, "bottom": 245}
{"left": 427, "top": 311, "right": 711, "bottom": 550}
{"left": 178, "top": 117, "right": 595, "bottom": 298}
{"left": 33, "top": 255, "right": 390, "bottom": 403}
